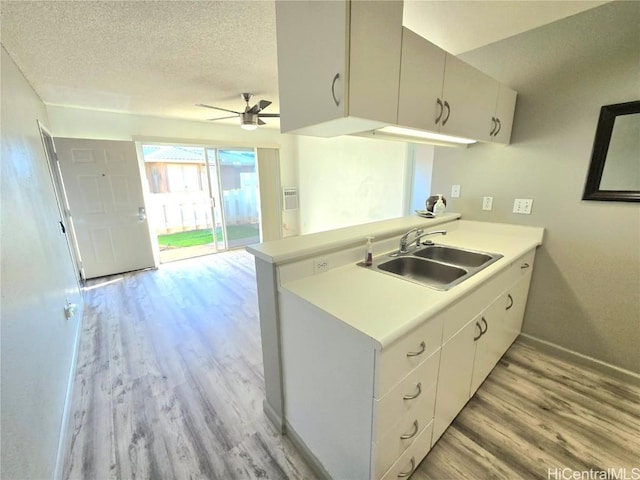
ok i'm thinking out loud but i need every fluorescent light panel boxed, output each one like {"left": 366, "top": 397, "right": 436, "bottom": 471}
{"left": 378, "top": 125, "right": 477, "bottom": 145}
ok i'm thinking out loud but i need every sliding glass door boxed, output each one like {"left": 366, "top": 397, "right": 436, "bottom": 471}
{"left": 206, "top": 148, "right": 260, "bottom": 249}
{"left": 142, "top": 144, "right": 260, "bottom": 262}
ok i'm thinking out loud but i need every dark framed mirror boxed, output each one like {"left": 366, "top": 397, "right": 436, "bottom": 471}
{"left": 582, "top": 100, "right": 640, "bottom": 202}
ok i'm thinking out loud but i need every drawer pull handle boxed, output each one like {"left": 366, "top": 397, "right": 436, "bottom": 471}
{"left": 406, "top": 341, "right": 426, "bottom": 357}
{"left": 521, "top": 262, "right": 530, "bottom": 269}
{"left": 397, "top": 457, "right": 416, "bottom": 478}
{"left": 403, "top": 382, "right": 422, "bottom": 400}
{"left": 400, "top": 420, "right": 419, "bottom": 440}
{"left": 506, "top": 294, "right": 514, "bottom": 310}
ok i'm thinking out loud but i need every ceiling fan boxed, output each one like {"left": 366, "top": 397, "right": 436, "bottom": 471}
{"left": 197, "top": 93, "right": 279, "bottom": 130}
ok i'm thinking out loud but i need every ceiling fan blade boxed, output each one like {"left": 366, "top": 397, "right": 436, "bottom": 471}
{"left": 248, "top": 99, "right": 273, "bottom": 114}
{"left": 196, "top": 103, "right": 241, "bottom": 114}
{"left": 258, "top": 119, "right": 266, "bottom": 125}
{"left": 257, "top": 113, "right": 280, "bottom": 118}
{"left": 258, "top": 99, "right": 272, "bottom": 110}
{"left": 247, "top": 103, "right": 261, "bottom": 114}
{"left": 207, "top": 115, "right": 238, "bottom": 121}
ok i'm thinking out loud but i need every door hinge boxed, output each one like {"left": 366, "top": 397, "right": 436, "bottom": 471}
{"left": 59, "top": 221, "right": 66, "bottom": 234}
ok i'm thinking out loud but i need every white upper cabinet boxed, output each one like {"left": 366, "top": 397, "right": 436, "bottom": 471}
{"left": 396, "top": 27, "right": 517, "bottom": 144}
{"left": 397, "top": 28, "right": 446, "bottom": 132}
{"left": 275, "top": 0, "right": 403, "bottom": 137}
{"left": 440, "top": 54, "right": 500, "bottom": 141}
{"left": 276, "top": 8, "right": 518, "bottom": 144}
{"left": 490, "top": 84, "right": 518, "bottom": 144}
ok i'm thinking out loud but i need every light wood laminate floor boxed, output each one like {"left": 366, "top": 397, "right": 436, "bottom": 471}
{"left": 62, "top": 250, "right": 640, "bottom": 480}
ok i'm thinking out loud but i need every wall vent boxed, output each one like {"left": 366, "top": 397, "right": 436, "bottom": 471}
{"left": 282, "top": 187, "right": 299, "bottom": 211}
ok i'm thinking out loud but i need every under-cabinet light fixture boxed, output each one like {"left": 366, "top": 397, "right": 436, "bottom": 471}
{"left": 376, "top": 125, "right": 477, "bottom": 145}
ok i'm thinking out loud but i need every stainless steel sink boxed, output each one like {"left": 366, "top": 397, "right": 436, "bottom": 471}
{"left": 413, "top": 245, "right": 494, "bottom": 268}
{"left": 377, "top": 257, "right": 467, "bottom": 289}
{"left": 358, "top": 244, "right": 503, "bottom": 290}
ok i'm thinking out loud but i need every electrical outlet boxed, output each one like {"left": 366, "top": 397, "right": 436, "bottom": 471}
{"left": 313, "top": 257, "right": 330, "bottom": 273}
{"left": 482, "top": 196, "right": 493, "bottom": 211}
{"left": 513, "top": 198, "right": 533, "bottom": 214}
{"left": 451, "top": 184, "right": 461, "bottom": 198}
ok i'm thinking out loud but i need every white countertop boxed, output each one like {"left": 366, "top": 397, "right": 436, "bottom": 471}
{"left": 247, "top": 213, "right": 461, "bottom": 264}
{"left": 281, "top": 220, "right": 544, "bottom": 348}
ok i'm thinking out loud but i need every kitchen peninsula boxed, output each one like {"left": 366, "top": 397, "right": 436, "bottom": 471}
{"left": 247, "top": 215, "right": 544, "bottom": 479}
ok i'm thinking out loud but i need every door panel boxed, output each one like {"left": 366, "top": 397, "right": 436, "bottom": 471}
{"left": 55, "top": 138, "right": 155, "bottom": 278}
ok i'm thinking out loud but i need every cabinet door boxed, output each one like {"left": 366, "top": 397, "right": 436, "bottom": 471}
{"left": 432, "top": 317, "right": 478, "bottom": 444}
{"left": 492, "top": 85, "right": 518, "bottom": 144}
{"left": 441, "top": 54, "right": 499, "bottom": 141}
{"left": 397, "top": 28, "right": 446, "bottom": 131}
{"left": 349, "top": 1, "right": 403, "bottom": 124}
{"left": 275, "top": 0, "right": 348, "bottom": 132}
{"left": 504, "top": 272, "right": 533, "bottom": 345}
{"left": 470, "top": 298, "right": 507, "bottom": 394}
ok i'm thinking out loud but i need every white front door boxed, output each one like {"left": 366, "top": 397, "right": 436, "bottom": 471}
{"left": 54, "top": 138, "right": 155, "bottom": 278}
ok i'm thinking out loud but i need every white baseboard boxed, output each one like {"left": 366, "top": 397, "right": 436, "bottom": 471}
{"left": 263, "top": 399, "right": 285, "bottom": 434}
{"left": 53, "top": 299, "right": 85, "bottom": 480}
{"left": 518, "top": 333, "right": 640, "bottom": 386}
{"left": 284, "top": 420, "right": 332, "bottom": 480}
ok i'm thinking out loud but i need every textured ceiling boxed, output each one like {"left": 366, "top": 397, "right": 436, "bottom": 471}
{"left": 0, "top": 1, "right": 609, "bottom": 128}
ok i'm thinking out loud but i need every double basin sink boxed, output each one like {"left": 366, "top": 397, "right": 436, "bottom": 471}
{"left": 359, "top": 244, "right": 503, "bottom": 290}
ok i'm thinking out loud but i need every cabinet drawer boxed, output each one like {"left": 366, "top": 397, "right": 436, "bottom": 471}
{"left": 377, "top": 314, "right": 443, "bottom": 398}
{"left": 503, "top": 249, "right": 536, "bottom": 287}
{"left": 379, "top": 420, "right": 433, "bottom": 480}
{"left": 374, "top": 408, "right": 433, "bottom": 478}
{"left": 375, "top": 349, "right": 439, "bottom": 438}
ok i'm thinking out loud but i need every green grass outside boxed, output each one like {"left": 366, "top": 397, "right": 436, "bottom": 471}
{"left": 158, "top": 225, "right": 259, "bottom": 248}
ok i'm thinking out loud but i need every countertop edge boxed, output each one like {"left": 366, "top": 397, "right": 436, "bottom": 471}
{"left": 246, "top": 214, "right": 462, "bottom": 264}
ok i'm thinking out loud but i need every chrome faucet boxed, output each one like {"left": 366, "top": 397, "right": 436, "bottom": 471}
{"left": 397, "top": 228, "right": 447, "bottom": 254}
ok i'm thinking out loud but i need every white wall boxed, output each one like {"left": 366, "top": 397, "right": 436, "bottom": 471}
{"left": 409, "top": 144, "right": 435, "bottom": 212}
{"left": 429, "top": 2, "right": 640, "bottom": 374}
{"left": 1, "top": 46, "right": 84, "bottom": 479}
{"left": 46, "top": 106, "right": 300, "bottom": 236}
{"left": 296, "top": 135, "right": 410, "bottom": 234}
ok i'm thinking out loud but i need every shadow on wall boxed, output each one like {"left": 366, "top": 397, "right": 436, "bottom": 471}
{"left": 523, "top": 247, "right": 606, "bottom": 357}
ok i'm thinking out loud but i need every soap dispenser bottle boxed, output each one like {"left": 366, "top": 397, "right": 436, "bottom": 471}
{"left": 433, "top": 194, "right": 446, "bottom": 216}
{"left": 364, "top": 237, "right": 374, "bottom": 266}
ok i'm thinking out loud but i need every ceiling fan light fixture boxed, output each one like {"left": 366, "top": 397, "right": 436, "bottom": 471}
{"left": 241, "top": 112, "right": 259, "bottom": 131}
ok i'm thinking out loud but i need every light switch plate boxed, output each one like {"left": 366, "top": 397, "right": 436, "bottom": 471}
{"left": 451, "top": 185, "right": 461, "bottom": 198}
{"left": 513, "top": 198, "right": 533, "bottom": 214}
{"left": 482, "top": 197, "right": 493, "bottom": 211}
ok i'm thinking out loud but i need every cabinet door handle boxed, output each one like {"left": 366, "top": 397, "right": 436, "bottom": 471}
{"left": 331, "top": 73, "right": 341, "bottom": 107}
{"left": 490, "top": 117, "right": 497, "bottom": 136}
{"left": 442, "top": 100, "right": 451, "bottom": 125}
{"left": 400, "top": 420, "right": 419, "bottom": 440}
{"left": 495, "top": 118, "right": 502, "bottom": 136}
{"left": 481, "top": 317, "right": 488, "bottom": 335}
{"left": 521, "top": 262, "right": 530, "bottom": 269}
{"left": 397, "top": 457, "right": 416, "bottom": 478}
{"left": 435, "top": 98, "right": 444, "bottom": 124}
{"left": 403, "top": 382, "right": 422, "bottom": 400}
{"left": 506, "top": 294, "right": 514, "bottom": 310}
{"left": 474, "top": 321, "right": 483, "bottom": 341}
{"left": 406, "top": 341, "right": 426, "bottom": 357}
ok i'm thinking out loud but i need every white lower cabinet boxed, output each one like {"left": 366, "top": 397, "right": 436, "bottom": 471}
{"left": 280, "top": 248, "right": 536, "bottom": 479}
{"left": 433, "top": 249, "right": 535, "bottom": 445}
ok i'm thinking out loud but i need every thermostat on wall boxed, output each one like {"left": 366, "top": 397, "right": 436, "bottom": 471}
{"left": 283, "top": 187, "right": 299, "bottom": 211}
